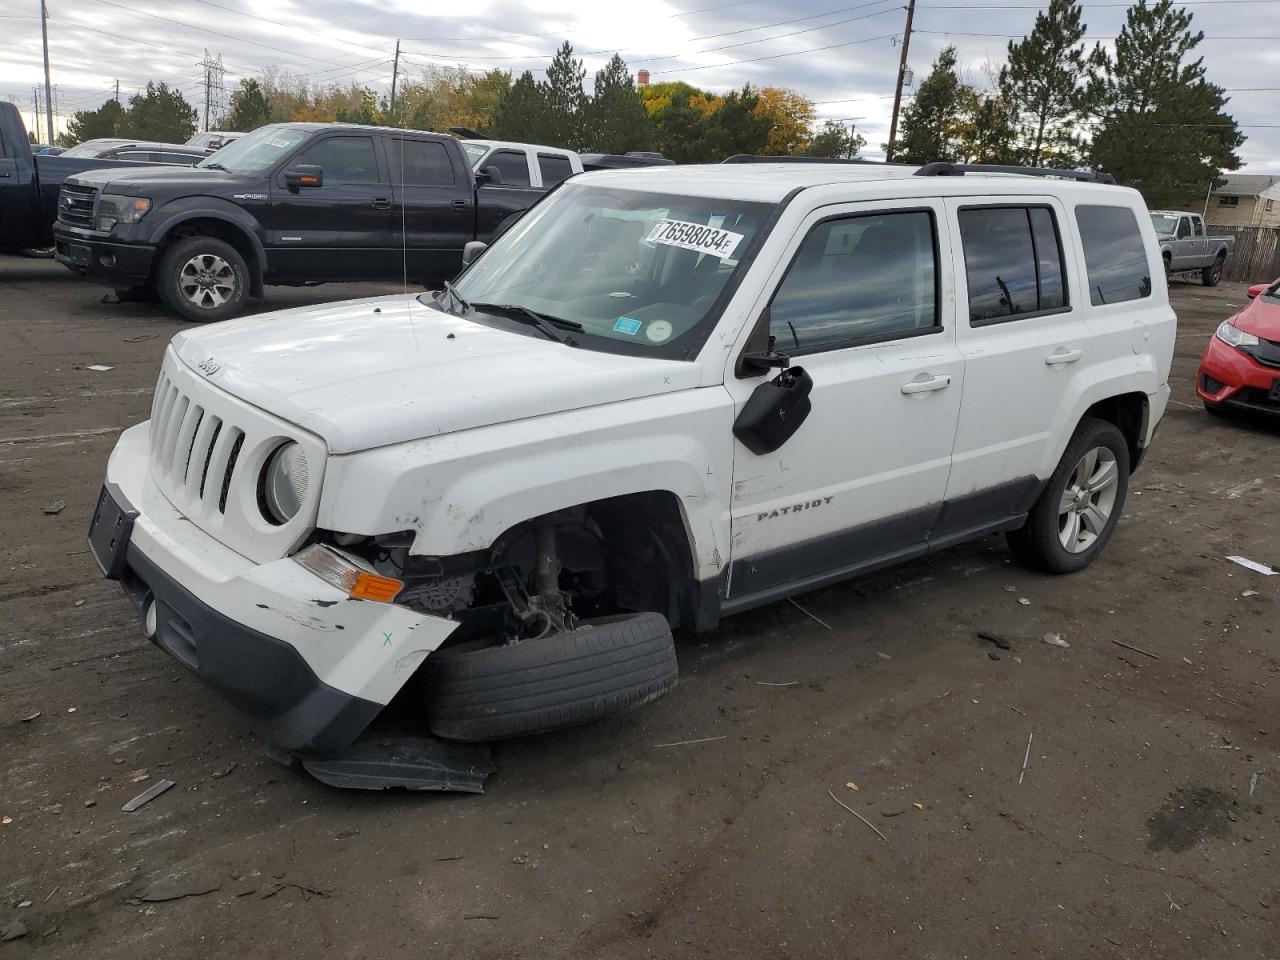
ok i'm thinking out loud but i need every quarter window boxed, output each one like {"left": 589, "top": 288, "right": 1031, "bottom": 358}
{"left": 769, "top": 210, "right": 939, "bottom": 351}
{"left": 1075, "top": 204, "right": 1153, "bottom": 306}
{"left": 292, "top": 136, "right": 380, "bottom": 184}
{"left": 387, "top": 138, "right": 456, "bottom": 186}
{"left": 487, "top": 150, "right": 531, "bottom": 187}
{"left": 959, "top": 206, "right": 1067, "bottom": 324}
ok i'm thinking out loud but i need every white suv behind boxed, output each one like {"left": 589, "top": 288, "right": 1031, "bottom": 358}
{"left": 89, "top": 162, "right": 1174, "bottom": 769}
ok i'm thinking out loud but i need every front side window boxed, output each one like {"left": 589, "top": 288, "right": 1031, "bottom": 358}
{"left": 769, "top": 210, "right": 939, "bottom": 351}
{"left": 959, "top": 205, "right": 1067, "bottom": 324}
{"left": 387, "top": 138, "right": 455, "bottom": 186}
{"left": 1075, "top": 204, "right": 1153, "bottom": 306}
{"left": 462, "top": 143, "right": 488, "bottom": 167}
{"left": 441, "top": 184, "right": 774, "bottom": 359}
{"left": 292, "top": 136, "right": 380, "bottom": 185}
{"left": 487, "top": 150, "right": 531, "bottom": 187}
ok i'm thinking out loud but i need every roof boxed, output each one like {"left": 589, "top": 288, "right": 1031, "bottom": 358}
{"left": 575, "top": 162, "right": 1129, "bottom": 204}
{"left": 1213, "top": 173, "right": 1280, "bottom": 196}
{"left": 461, "top": 139, "right": 576, "bottom": 156}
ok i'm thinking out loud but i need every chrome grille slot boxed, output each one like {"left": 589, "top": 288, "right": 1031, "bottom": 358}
{"left": 57, "top": 183, "right": 97, "bottom": 228}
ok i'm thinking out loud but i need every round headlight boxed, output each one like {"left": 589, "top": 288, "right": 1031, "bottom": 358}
{"left": 261, "top": 442, "right": 308, "bottom": 525}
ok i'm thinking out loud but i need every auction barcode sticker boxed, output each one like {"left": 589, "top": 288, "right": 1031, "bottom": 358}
{"left": 647, "top": 219, "right": 745, "bottom": 260}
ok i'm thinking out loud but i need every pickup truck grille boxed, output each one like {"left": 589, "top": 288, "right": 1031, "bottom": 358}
{"left": 57, "top": 184, "right": 97, "bottom": 228}
{"left": 146, "top": 350, "right": 326, "bottom": 564}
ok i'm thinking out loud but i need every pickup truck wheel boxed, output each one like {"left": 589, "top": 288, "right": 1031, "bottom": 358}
{"left": 1201, "top": 254, "right": 1224, "bottom": 287}
{"left": 157, "top": 236, "right": 249, "bottom": 323}
{"left": 424, "top": 612, "right": 678, "bottom": 742}
{"left": 1006, "top": 417, "right": 1130, "bottom": 574}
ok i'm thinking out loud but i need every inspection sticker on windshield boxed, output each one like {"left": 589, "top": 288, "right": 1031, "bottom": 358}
{"left": 646, "top": 219, "right": 745, "bottom": 260}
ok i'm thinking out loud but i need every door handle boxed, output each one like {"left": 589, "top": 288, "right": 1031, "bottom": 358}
{"left": 900, "top": 374, "right": 951, "bottom": 395}
{"left": 1045, "top": 348, "right": 1083, "bottom": 365}
{"left": 451, "top": 199, "right": 470, "bottom": 211}
{"left": 370, "top": 196, "right": 391, "bottom": 209}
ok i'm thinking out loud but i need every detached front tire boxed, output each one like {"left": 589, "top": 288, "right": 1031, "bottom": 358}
{"left": 1006, "top": 416, "right": 1130, "bottom": 574}
{"left": 157, "top": 235, "right": 249, "bottom": 323}
{"left": 425, "top": 612, "right": 678, "bottom": 742}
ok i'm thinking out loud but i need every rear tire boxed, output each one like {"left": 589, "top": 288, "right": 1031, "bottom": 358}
{"left": 1201, "top": 254, "right": 1224, "bottom": 287}
{"left": 1006, "top": 417, "right": 1130, "bottom": 574}
{"left": 157, "top": 236, "right": 249, "bottom": 323}
{"left": 424, "top": 612, "right": 678, "bottom": 742}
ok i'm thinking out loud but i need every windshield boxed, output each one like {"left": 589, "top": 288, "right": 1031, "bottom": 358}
{"left": 1150, "top": 214, "right": 1179, "bottom": 236}
{"left": 197, "top": 126, "right": 310, "bottom": 173}
{"left": 61, "top": 138, "right": 128, "bottom": 158}
{"left": 462, "top": 143, "right": 488, "bottom": 167}
{"left": 437, "top": 184, "right": 775, "bottom": 358}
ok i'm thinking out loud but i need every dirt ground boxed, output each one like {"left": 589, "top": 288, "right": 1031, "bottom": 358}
{"left": 1, "top": 257, "right": 1277, "bottom": 959}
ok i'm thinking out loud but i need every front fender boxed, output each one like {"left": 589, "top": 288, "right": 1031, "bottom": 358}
{"left": 316, "top": 388, "right": 736, "bottom": 582}
{"left": 147, "top": 200, "right": 268, "bottom": 285}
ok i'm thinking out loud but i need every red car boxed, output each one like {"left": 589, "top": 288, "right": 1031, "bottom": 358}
{"left": 1198, "top": 278, "right": 1280, "bottom": 416}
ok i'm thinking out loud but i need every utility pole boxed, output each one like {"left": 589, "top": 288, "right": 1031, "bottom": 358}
{"left": 885, "top": 0, "right": 916, "bottom": 163}
{"left": 115, "top": 78, "right": 120, "bottom": 103}
{"left": 389, "top": 39, "right": 401, "bottom": 126}
{"left": 32, "top": 87, "right": 41, "bottom": 143}
{"left": 40, "top": 0, "right": 54, "bottom": 145}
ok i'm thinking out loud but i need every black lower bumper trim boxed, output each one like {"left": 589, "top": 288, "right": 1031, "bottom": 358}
{"left": 121, "top": 545, "right": 381, "bottom": 757}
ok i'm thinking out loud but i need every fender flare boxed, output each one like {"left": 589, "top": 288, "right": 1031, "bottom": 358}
{"left": 147, "top": 203, "right": 268, "bottom": 294}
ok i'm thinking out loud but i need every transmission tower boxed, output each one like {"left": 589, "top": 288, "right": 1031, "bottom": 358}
{"left": 198, "top": 50, "right": 226, "bottom": 132}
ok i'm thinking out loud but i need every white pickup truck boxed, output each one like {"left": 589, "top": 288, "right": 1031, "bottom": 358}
{"left": 458, "top": 138, "right": 583, "bottom": 189}
{"left": 1149, "top": 210, "right": 1233, "bottom": 285}
{"left": 90, "top": 161, "right": 1174, "bottom": 782}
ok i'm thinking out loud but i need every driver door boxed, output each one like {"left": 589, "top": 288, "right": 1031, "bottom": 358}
{"left": 722, "top": 199, "right": 964, "bottom": 604}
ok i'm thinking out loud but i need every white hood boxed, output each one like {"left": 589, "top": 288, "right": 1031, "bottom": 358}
{"left": 171, "top": 295, "right": 702, "bottom": 454}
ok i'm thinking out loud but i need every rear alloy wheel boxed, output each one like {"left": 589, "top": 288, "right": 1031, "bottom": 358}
{"left": 157, "top": 235, "right": 249, "bottom": 323}
{"left": 1201, "top": 255, "right": 1224, "bottom": 287}
{"left": 424, "top": 612, "right": 678, "bottom": 742}
{"left": 1006, "top": 417, "right": 1130, "bottom": 574}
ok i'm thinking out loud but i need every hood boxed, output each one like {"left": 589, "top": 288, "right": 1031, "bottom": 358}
{"left": 68, "top": 166, "right": 247, "bottom": 193}
{"left": 1234, "top": 295, "right": 1280, "bottom": 341}
{"left": 171, "top": 296, "right": 703, "bottom": 454}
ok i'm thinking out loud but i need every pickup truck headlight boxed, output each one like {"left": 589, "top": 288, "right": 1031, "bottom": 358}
{"left": 1215, "top": 320, "right": 1259, "bottom": 349}
{"left": 259, "top": 441, "right": 309, "bottom": 525}
{"left": 95, "top": 194, "right": 151, "bottom": 231}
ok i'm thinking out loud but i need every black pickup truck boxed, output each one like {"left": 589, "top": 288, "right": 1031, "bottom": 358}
{"left": 53, "top": 121, "right": 545, "bottom": 322}
{"left": 0, "top": 101, "right": 155, "bottom": 256}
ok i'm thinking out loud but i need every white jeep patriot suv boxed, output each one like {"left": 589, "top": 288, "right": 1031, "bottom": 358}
{"left": 89, "top": 161, "right": 1174, "bottom": 768}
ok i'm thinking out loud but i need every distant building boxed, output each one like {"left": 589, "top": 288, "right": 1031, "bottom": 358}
{"left": 1207, "top": 173, "right": 1280, "bottom": 228}
{"left": 636, "top": 70, "right": 650, "bottom": 87}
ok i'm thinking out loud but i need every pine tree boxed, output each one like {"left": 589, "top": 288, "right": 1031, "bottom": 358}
{"left": 489, "top": 71, "right": 552, "bottom": 144}
{"left": 702, "top": 86, "right": 773, "bottom": 160}
{"left": 542, "top": 42, "right": 588, "bottom": 149}
{"left": 225, "top": 79, "right": 270, "bottom": 132}
{"left": 648, "top": 85, "right": 707, "bottom": 162}
{"left": 122, "top": 82, "right": 198, "bottom": 142}
{"left": 1089, "top": 0, "right": 1242, "bottom": 207}
{"left": 956, "top": 90, "right": 1019, "bottom": 164}
{"left": 57, "top": 98, "right": 126, "bottom": 147}
{"left": 892, "top": 46, "right": 968, "bottom": 164}
{"left": 999, "top": 0, "right": 1103, "bottom": 165}
{"left": 586, "top": 55, "right": 653, "bottom": 153}
{"left": 804, "top": 120, "right": 865, "bottom": 158}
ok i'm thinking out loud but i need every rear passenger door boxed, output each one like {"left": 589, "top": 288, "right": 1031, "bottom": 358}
{"left": 941, "top": 198, "right": 1091, "bottom": 534}
{"left": 725, "top": 200, "right": 965, "bottom": 600}
{"left": 386, "top": 135, "right": 473, "bottom": 283}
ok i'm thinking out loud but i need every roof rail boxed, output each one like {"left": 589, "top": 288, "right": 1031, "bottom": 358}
{"left": 721, "top": 154, "right": 897, "bottom": 166}
{"left": 914, "top": 162, "right": 1116, "bottom": 184}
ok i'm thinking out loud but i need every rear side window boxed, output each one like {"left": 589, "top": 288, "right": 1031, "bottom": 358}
{"left": 1075, "top": 205, "right": 1153, "bottom": 306}
{"left": 538, "top": 153, "right": 573, "bottom": 187}
{"left": 387, "top": 138, "right": 456, "bottom": 186}
{"left": 769, "top": 210, "right": 939, "bottom": 351}
{"left": 959, "top": 205, "right": 1066, "bottom": 324}
{"left": 487, "top": 150, "right": 530, "bottom": 187}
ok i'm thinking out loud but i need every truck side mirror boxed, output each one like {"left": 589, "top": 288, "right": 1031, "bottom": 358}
{"left": 462, "top": 241, "right": 487, "bottom": 267}
{"left": 284, "top": 164, "right": 323, "bottom": 192}
{"left": 477, "top": 165, "right": 502, "bottom": 186}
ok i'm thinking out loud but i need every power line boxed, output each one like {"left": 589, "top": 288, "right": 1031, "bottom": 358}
{"left": 652, "top": 31, "right": 900, "bottom": 73}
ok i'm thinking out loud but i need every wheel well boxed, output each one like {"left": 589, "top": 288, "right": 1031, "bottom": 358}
{"left": 1084, "top": 393, "right": 1147, "bottom": 470}
{"left": 159, "top": 218, "right": 263, "bottom": 295}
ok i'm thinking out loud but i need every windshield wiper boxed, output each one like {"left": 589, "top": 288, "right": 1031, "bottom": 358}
{"left": 202, "top": 162, "right": 227, "bottom": 171}
{"left": 470, "top": 302, "right": 582, "bottom": 345}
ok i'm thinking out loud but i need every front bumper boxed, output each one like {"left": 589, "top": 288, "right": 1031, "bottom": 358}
{"left": 1197, "top": 336, "right": 1280, "bottom": 415}
{"left": 95, "top": 423, "right": 460, "bottom": 756}
{"left": 54, "top": 226, "right": 155, "bottom": 285}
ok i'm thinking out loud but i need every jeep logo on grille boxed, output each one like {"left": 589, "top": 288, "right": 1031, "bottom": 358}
{"left": 197, "top": 357, "right": 220, "bottom": 377}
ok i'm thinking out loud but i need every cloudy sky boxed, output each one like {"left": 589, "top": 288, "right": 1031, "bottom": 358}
{"left": 2, "top": 0, "right": 1276, "bottom": 167}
